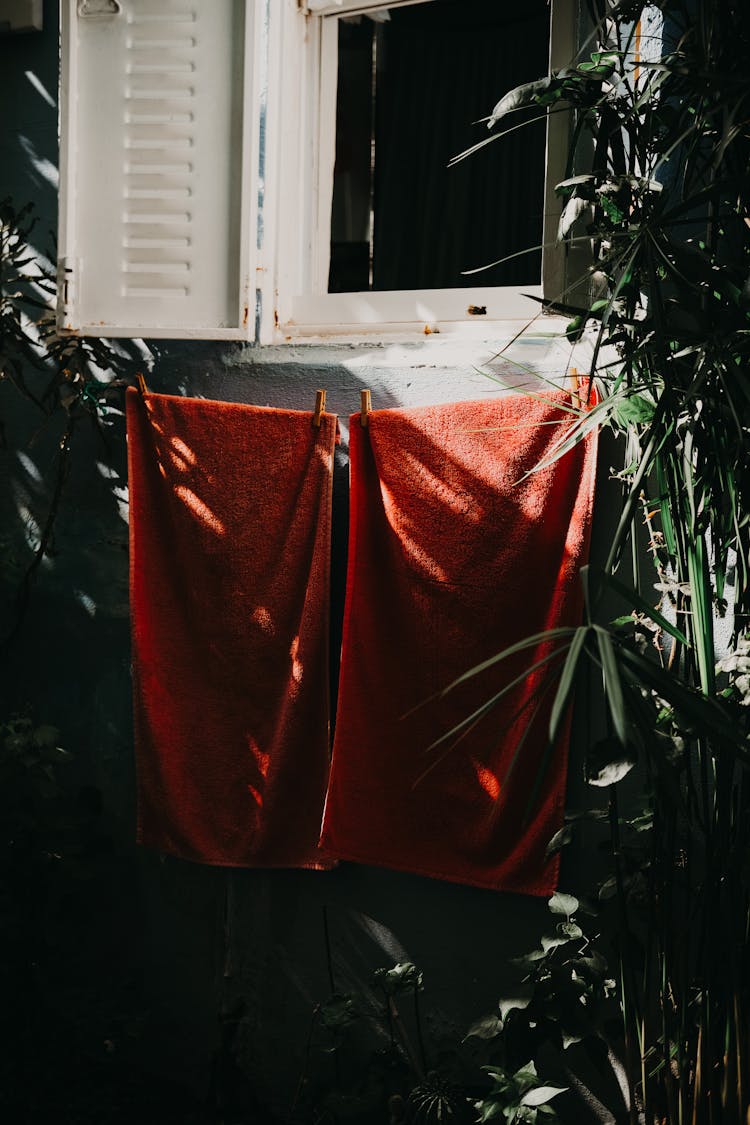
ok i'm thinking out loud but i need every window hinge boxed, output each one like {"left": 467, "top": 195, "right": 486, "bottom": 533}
{"left": 77, "top": 0, "right": 121, "bottom": 16}
{"left": 57, "top": 257, "right": 79, "bottom": 329}
{"left": 300, "top": 0, "right": 339, "bottom": 12}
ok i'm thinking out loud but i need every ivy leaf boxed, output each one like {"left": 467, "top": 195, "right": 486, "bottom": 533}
{"left": 598, "top": 876, "right": 618, "bottom": 901}
{"left": 545, "top": 824, "right": 573, "bottom": 859}
{"left": 499, "top": 995, "right": 532, "bottom": 1020}
{"left": 586, "top": 737, "right": 637, "bottom": 787}
{"left": 560, "top": 921, "right": 583, "bottom": 940}
{"left": 373, "top": 961, "right": 423, "bottom": 995}
{"left": 318, "top": 993, "right": 360, "bottom": 1032}
{"left": 548, "top": 891, "right": 579, "bottom": 917}
{"left": 464, "top": 1014, "right": 504, "bottom": 1041}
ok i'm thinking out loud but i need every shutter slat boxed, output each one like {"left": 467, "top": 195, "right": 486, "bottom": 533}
{"left": 59, "top": 0, "right": 256, "bottom": 338}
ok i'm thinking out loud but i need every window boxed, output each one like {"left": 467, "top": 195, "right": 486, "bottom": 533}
{"left": 58, "top": 0, "right": 577, "bottom": 342}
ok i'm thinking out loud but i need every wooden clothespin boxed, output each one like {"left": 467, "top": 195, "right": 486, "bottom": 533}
{"left": 360, "top": 389, "right": 372, "bottom": 428}
{"left": 135, "top": 371, "right": 150, "bottom": 397}
{"left": 568, "top": 366, "right": 581, "bottom": 410}
{"left": 312, "top": 388, "right": 326, "bottom": 428}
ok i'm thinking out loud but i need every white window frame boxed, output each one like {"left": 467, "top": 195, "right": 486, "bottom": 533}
{"left": 56, "top": 0, "right": 577, "bottom": 343}
{"left": 260, "top": 0, "right": 577, "bottom": 343}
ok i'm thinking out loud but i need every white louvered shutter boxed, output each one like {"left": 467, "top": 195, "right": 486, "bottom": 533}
{"left": 58, "top": 0, "right": 258, "bottom": 339}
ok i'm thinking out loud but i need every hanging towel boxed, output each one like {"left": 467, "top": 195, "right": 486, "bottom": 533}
{"left": 126, "top": 389, "right": 337, "bottom": 868}
{"left": 320, "top": 392, "right": 598, "bottom": 895}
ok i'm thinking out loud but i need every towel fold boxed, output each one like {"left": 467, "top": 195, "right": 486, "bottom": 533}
{"left": 127, "top": 389, "right": 337, "bottom": 868}
{"left": 320, "top": 392, "right": 598, "bottom": 895}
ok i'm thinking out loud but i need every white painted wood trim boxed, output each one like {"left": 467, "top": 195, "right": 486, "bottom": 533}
{"left": 58, "top": 0, "right": 259, "bottom": 340}
{"left": 238, "top": 0, "right": 263, "bottom": 336}
{"left": 542, "top": 0, "right": 579, "bottom": 304}
{"left": 286, "top": 285, "right": 545, "bottom": 330}
{"left": 305, "top": 0, "right": 431, "bottom": 16}
{"left": 270, "top": 0, "right": 578, "bottom": 343}
{"left": 57, "top": 2, "right": 79, "bottom": 330}
{"left": 313, "top": 14, "right": 339, "bottom": 293}
{"left": 61, "top": 324, "right": 250, "bottom": 340}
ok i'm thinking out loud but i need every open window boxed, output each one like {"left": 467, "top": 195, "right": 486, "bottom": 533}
{"left": 58, "top": 0, "right": 577, "bottom": 342}
{"left": 269, "top": 0, "right": 577, "bottom": 340}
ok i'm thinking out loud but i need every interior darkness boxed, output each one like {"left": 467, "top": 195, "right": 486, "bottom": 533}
{"left": 328, "top": 0, "right": 550, "bottom": 293}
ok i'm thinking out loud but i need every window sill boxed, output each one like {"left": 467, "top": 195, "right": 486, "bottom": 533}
{"left": 277, "top": 286, "right": 551, "bottom": 344}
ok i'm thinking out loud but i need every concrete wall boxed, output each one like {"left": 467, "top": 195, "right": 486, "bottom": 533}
{"left": 0, "top": 5, "right": 618, "bottom": 1121}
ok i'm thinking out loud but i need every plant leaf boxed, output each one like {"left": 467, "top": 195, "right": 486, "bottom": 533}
{"left": 594, "top": 626, "right": 628, "bottom": 746}
{"left": 586, "top": 737, "right": 637, "bottom": 787}
{"left": 549, "top": 626, "right": 590, "bottom": 743}
{"left": 549, "top": 891, "right": 579, "bottom": 916}
{"left": 597, "top": 569, "right": 689, "bottom": 646}
{"left": 521, "top": 1085, "right": 569, "bottom": 1106}
{"left": 488, "top": 78, "right": 555, "bottom": 128}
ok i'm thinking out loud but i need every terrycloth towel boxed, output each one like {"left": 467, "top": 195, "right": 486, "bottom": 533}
{"left": 320, "top": 392, "right": 598, "bottom": 895}
{"left": 126, "top": 388, "right": 337, "bottom": 868}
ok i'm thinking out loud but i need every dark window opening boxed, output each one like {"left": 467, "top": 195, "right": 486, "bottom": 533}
{"left": 328, "top": 0, "right": 551, "bottom": 294}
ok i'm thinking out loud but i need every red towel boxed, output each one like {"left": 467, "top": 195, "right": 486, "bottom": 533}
{"left": 127, "top": 388, "right": 337, "bottom": 868}
{"left": 320, "top": 392, "right": 598, "bottom": 895}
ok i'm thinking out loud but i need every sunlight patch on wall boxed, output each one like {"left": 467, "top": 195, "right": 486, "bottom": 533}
{"left": 25, "top": 69, "right": 56, "bottom": 108}
{"left": 18, "top": 133, "right": 58, "bottom": 189}
{"left": 16, "top": 449, "right": 42, "bottom": 484}
{"left": 74, "top": 589, "right": 97, "bottom": 617}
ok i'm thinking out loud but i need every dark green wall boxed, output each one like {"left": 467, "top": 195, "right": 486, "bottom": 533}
{"left": 0, "top": 5, "right": 620, "bottom": 1121}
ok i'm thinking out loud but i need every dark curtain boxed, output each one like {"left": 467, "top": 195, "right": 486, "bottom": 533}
{"left": 372, "top": 0, "right": 550, "bottom": 291}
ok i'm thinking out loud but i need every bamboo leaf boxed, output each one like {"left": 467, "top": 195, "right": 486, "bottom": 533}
{"left": 549, "top": 626, "right": 590, "bottom": 744}
{"left": 687, "top": 536, "right": 715, "bottom": 696}
{"left": 597, "top": 570, "right": 689, "bottom": 646}
{"left": 439, "top": 627, "right": 577, "bottom": 695}
{"left": 594, "top": 626, "right": 628, "bottom": 746}
{"left": 586, "top": 737, "right": 637, "bottom": 787}
{"left": 427, "top": 647, "right": 568, "bottom": 754}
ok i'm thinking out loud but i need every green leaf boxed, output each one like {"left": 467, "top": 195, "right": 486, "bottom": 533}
{"left": 612, "top": 394, "right": 655, "bottom": 425}
{"left": 512, "top": 1063, "right": 541, "bottom": 1095}
{"left": 593, "top": 627, "right": 628, "bottom": 746}
{"left": 476, "top": 1101, "right": 504, "bottom": 1123}
{"left": 598, "top": 570, "right": 689, "bottom": 646}
{"left": 373, "top": 961, "right": 423, "bottom": 995}
{"left": 586, "top": 737, "right": 637, "bottom": 787}
{"left": 687, "top": 537, "right": 715, "bottom": 695}
{"left": 545, "top": 824, "right": 573, "bottom": 859}
{"left": 440, "top": 627, "right": 577, "bottom": 695}
{"left": 558, "top": 195, "right": 589, "bottom": 241}
{"left": 464, "top": 1014, "right": 504, "bottom": 1041}
{"left": 549, "top": 626, "right": 590, "bottom": 744}
{"left": 560, "top": 921, "right": 583, "bottom": 940}
{"left": 555, "top": 174, "right": 596, "bottom": 193}
{"left": 521, "top": 1085, "right": 568, "bottom": 1107}
{"left": 499, "top": 995, "right": 532, "bottom": 1020}
{"left": 598, "top": 876, "right": 618, "bottom": 901}
{"left": 549, "top": 891, "right": 579, "bottom": 917}
{"left": 488, "top": 78, "right": 556, "bottom": 128}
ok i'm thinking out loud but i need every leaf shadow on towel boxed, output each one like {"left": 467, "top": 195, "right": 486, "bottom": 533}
{"left": 322, "top": 394, "right": 597, "bottom": 894}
